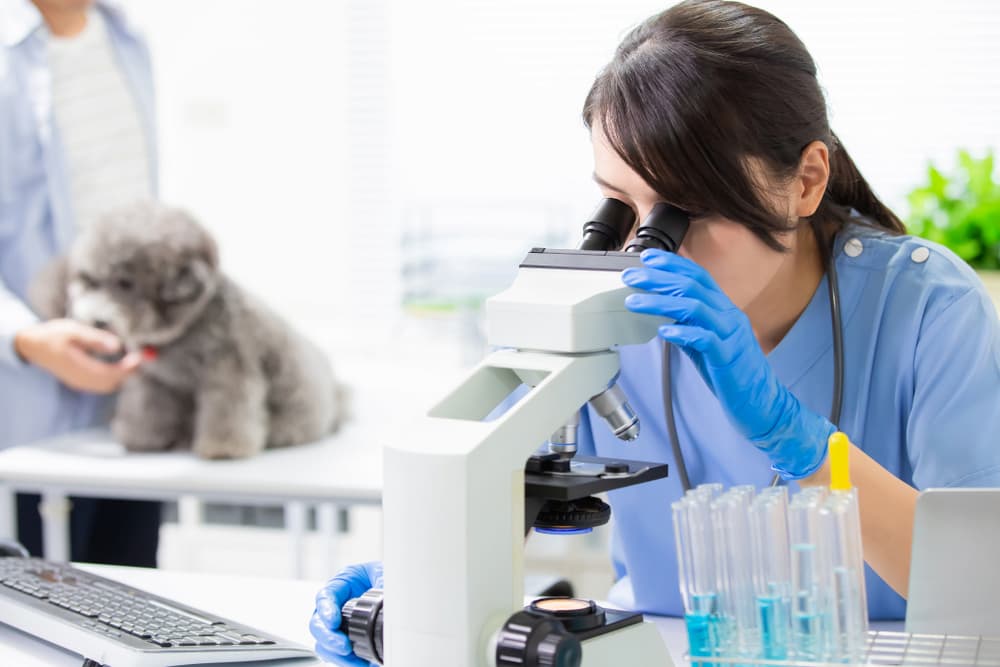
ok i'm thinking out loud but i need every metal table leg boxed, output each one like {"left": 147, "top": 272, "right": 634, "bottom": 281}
{"left": 317, "top": 502, "right": 339, "bottom": 571}
{"left": 40, "top": 491, "right": 71, "bottom": 562}
{"left": 285, "top": 501, "right": 307, "bottom": 579}
{"left": 0, "top": 483, "right": 15, "bottom": 541}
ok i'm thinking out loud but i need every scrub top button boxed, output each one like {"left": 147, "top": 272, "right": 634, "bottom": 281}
{"left": 844, "top": 238, "right": 864, "bottom": 258}
{"left": 911, "top": 246, "right": 931, "bottom": 263}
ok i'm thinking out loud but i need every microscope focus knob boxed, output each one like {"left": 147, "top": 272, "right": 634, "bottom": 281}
{"left": 340, "top": 589, "right": 384, "bottom": 665}
{"left": 496, "top": 611, "right": 582, "bottom": 667}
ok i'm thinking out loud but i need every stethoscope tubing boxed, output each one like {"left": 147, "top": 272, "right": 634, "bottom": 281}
{"left": 664, "top": 255, "right": 845, "bottom": 492}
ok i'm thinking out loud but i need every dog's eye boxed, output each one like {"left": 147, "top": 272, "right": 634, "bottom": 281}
{"left": 116, "top": 278, "right": 135, "bottom": 292}
{"left": 78, "top": 273, "right": 99, "bottom": 289}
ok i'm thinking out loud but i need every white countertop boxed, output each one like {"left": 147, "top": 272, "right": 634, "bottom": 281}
{"left": 0, "top": 426, "right": 383, "bottom": 504}
{"left": 0, "top": 564, "right": 695, "bottom": 667}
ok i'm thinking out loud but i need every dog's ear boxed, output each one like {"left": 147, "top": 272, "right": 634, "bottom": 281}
{"left": 161, "top": 230, "right": 220, "bottom": 304}
{"left": 28, "top": 256, "right": 70, "bottom": 319}
{"left": 199, "top": 228, "right": 219, "bottom": 271}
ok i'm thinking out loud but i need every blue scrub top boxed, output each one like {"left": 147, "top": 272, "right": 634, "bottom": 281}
{"left": 571, "top": 224, "right": 1000, "bottom": 621}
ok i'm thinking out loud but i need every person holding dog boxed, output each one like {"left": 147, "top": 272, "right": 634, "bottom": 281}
{"left": 0, "top": 0, "right": 161, "bottom": 566}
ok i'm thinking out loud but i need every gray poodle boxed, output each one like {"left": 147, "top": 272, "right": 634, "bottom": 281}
{"left": 31, "top": 201, "right": 346, "bottom": 459}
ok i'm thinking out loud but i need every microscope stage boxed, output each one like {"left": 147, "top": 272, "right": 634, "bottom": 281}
{"left": 525, "top": 456, "right": 668, "bottom": 501}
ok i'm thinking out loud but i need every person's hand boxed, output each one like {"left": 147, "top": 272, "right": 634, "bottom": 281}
{"left": 310, "top": 562, "right": 383, "bottom": 665}
{"left": 622, "top": 249, "right": 834, "bottom": 479}
{"left": 13, "top": 319, "right": 141, "bottom": 394}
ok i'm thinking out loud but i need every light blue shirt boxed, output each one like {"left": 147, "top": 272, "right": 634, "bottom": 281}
{"left": 0, "top": 0, "right": 156, "bottom": 447}
{"left": 571, "top": 225, "right": 1000, "bottom": 620}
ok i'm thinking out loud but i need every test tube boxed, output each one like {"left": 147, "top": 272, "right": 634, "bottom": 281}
{"left": 672, "top": 494, "right": 722, "bottom": 661}
{"left": 750, "top": 488, "right": 792, "bottom": 660}
{"left": 789, "top": 488, "right": 830, "bottom": 661}
{"left": 687, "top": 483, "right": 723, "bottom": 503}
{"left": 710, "top": 489, "right": 759, "bottom": 658}
{"left": 820, "top": 434, "right": 868, "bottom": 662}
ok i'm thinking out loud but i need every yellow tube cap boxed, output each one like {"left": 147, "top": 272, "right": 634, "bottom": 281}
{"left": 829, "top": 431, "right": 851, "bottom": 491}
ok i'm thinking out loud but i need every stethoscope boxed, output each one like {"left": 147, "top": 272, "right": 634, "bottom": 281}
{"left": 582, "top": 197, "right": 845, "bottom": 491}
{"left": 662, "top": 238, "right": 845, "bottom": 491}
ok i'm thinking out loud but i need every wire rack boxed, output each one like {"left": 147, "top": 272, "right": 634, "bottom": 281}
{"left": 685, "top": 631, "right": 1000, "bottom": 667}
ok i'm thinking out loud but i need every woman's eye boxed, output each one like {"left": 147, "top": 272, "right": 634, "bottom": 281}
{"left": 78, "top": 273, "right": 99, "bottom": 288}
{"left": 116, "top": 278, "right": 135, "bottom": 292}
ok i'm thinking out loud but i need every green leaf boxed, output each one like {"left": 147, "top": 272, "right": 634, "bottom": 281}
{"left": 906, "top": 149, "right": 1000, "bottom": 270}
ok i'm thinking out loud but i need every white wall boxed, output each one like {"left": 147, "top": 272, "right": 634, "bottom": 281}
{"left": 121, "top": 0, "right": 1000, "bottom": 372}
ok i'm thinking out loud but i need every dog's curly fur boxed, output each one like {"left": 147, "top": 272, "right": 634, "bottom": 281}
{"left": 31, "top": 201, "right": 346, "bottom": 459}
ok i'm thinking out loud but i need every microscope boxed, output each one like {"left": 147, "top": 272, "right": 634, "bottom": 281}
{"left": 341, "top": 199, "right": 690, "bottom": 666}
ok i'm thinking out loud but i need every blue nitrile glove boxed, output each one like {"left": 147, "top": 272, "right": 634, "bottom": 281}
{"left": 310, "top": 561, "right": 383, "bottom": 665}
{"left": 622, "top": 249, "right": 834, "bottom": 479}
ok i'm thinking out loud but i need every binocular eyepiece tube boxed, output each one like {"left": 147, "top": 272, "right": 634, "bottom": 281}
{"left": 579, "top": 197, "right": 690, "bottom": 254}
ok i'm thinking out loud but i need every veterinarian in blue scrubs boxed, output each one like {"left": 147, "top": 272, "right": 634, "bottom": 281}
{"left": 307, "top": 2, "right": 999, "bottom": 663}
{"left": 0, "top": 0, "right": 161, "bottom": 566}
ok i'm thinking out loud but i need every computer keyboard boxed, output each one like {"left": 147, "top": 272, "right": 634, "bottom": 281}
{"left": 0, "top": 556, "right": 315, "bottom": 666}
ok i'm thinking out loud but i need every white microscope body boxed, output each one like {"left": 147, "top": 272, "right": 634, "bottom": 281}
{"left": 381, "top": 248, "right": 677, "bottom": 666}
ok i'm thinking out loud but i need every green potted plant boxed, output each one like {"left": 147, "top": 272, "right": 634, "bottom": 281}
{"left": 906, "top": 149, "right": 1000, "bottom": 312}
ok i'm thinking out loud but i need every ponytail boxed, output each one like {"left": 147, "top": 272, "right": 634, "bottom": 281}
{"left": 820, "top": 132, "right": 906, "bottom": 236}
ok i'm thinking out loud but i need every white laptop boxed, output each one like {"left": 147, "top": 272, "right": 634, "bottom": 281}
{"left": 907, "top": 488, "right": 1000, "bottom": 635}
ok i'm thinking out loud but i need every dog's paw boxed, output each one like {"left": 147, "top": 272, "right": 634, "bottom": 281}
{"left": 114, "top": 420, "right": 174, "bottom": 452}
{"left": 192, "top": 437, "right": 261, "bottom": 460}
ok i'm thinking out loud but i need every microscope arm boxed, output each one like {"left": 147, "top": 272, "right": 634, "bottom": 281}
{"left": 381, "top": 348, "right": 621, "bottom": 665}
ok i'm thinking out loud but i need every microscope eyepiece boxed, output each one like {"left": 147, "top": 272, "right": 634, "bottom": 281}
{"left": 624, "top": 203, "right": 690, "bottom": 254}
{"left": 578, "top": 198, "right": 636, "bottom": 251}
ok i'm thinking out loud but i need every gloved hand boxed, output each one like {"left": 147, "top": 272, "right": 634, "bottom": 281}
{"left": 622, "top": 249, "right": 834, "bottom": 479}
{"left": 310, "top": 561, "right": 383, "bottom": 665}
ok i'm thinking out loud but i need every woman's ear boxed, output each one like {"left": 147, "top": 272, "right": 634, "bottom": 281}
{"left": 796, "top": 140, "right": 830, "bottom": 218}
{"left": 28, "top": 256, "right": 70, "bottom": 319}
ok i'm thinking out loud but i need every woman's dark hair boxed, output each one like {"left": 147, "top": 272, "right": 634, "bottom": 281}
{"left": 583, "top": 0, "right": 904, "bottom": 254}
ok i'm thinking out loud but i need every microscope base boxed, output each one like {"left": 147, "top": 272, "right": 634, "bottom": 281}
{"left": 580, "top": 619, "right": 675, "bottom": 666}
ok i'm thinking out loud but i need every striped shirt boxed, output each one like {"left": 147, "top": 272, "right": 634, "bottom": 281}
{"left": 46, "top": 9, "right": 151, "bottom": 230}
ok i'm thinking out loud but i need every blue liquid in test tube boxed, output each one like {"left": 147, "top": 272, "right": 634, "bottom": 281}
{"left": 686, "top": 592, "right": 721, "bottom": 667}
{"left": 792, "top": 542, "right": 826, "bottom": 660}
{"left": 750, "top": 488, "right": 792, "bottom": 661}
{"left": 757, "top": 591, "right": 789, "bottom": 660}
